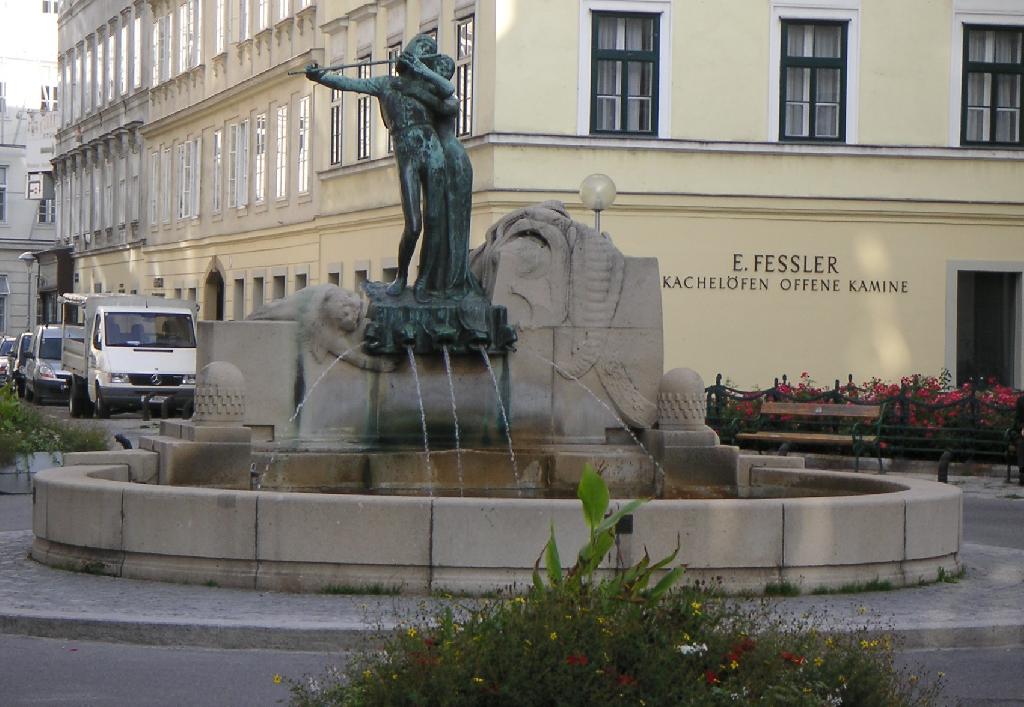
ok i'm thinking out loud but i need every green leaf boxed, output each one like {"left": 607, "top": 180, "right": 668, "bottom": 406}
{"left": 544, "top": 523, "right": 562, "bottom": 587}
{"left": 593, "top": 498, "right": 645, "bottom": 537}
{"left": 577, "top": 464, "right": 609, "bottom": 533}
{"left": 648, "top": 567, "right": 685, "bottom": 601}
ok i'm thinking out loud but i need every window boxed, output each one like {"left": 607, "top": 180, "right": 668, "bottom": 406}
{"left": 233, "top": 278, "right": 244, "bottom": 320}
{"left": 257, "top": 0, "right": 268, "bottom": 31}
{"left": 161, "top": 147, "right": 171, "bottom": 222}
{"left": 278, "top": 0, "right": 289, "bottom": 21}
{"left": 213, "top": 129, "right": 223, "bottom": 212}
{"left": 780, "top": 21, "right": 847, "bottom": 141}
{"left": 239, "top": 0, "right": 250, "bottom": 41}
{"left": 297, "top": 95, "right": 309, "bottom": 193}
{"left": 103, "top": 158, "right": 112, "bottom": 228}
{"left": 275, "top": 105, "right": 288, "bottom": 199}
{"left": 590, "top": 12, "right": 659, "bottom": 135}
{"left": 272, "top": 274, "right": 285, "bottom": 299}
{"left": 177, "top": 138, "right": 200, "bottom": 219}
{"left": 0, "top": 166, "right": 6, "bottom": 222}
{"left": 387, "top": 42, "right": 401, "bottom": 152}
{"left": 356, "top": 56, "right": 371, "bottom": 159}
{"left": 329, "top": 88, "right": 343, "bottom": 165}
{"left": 179, "top": 3, "right": 190, "bottom": 74}
{"left": 254, "top": 113, "right": 266, "bottom": 201}
{"left": 962, "top": 26, "right": 1023, "bottom": 146}
{"left": 133, "top": 15, "right": 141, "bottom": 88}
{"left": 42, "top": 1, "right": 56, "bottom": 12}
{"left": 160, "top": 14, "right": 172, "bottom": 82}
{"left": 227, "top": 124, "right": 238, "bottom": 207}
{"left": 119, "top": 24, "right": 128, "bottom": 94}
{"left": 38, "top": 198, "right": 56, "bottom": 224}
{"left": 0, "top": 82, "right": 5, "bottom": 114}
{"left": 455, "top": 16, "right": 474, "bottom": 136}
{"left": 40, "top": 85, "right": 58, "bottom": 112}
{"left": 295, "top": 272, "right": 307, "bottom": 290}
{"left": 252, "top": 276, "right": 264, "bottom": 308}
{"left": 150, "top": 151, "right": 159, "bottom": 225}
{"left": 238, "top": 119, "right": 249, "bottom": 206}
{"left": 118, "top": 155, "right": 128, "bottom": 225}
{"left": 215, "top": 0, "right": 226, "bottom": 54}
{"left": 84, "top": 44, "right": 93, "bottom": 111}
{"left": 106, "top": 33, "right": 114, "bottom": 103}
{"left": 130, "top": 152, "right": 139, "bottom": 221}
{"left": 151, "top": 22, "right": 159, "bottom": 86}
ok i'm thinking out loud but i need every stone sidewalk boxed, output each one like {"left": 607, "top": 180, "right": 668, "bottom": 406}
{"left": 1, "top": 473, "right": 1022, "bottom": 652}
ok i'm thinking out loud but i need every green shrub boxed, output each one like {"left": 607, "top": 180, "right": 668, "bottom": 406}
{"left": 0, "top": 385, "right": 108, "bottom": 466}
{"left": 289, "top": 466, "right": 942, "bottom": 706}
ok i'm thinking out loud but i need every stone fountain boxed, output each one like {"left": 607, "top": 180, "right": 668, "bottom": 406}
{"left": 29, "top": 37, "right": 961, "bottom": 595}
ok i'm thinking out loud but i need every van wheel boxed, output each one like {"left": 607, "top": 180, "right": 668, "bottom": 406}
{"left": 69, "top": 379, "right": 89, "bottom": 418}
{"left": 16, "top": 378, "right": 24, "bottom": 398}
{"left": 94, "top": 385, "right": 111, "bottom": 419}
{"left": 25, "top": 385, "right": 34, "bottom": 403}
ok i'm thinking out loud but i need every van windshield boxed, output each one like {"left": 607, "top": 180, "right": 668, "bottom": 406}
{"left": 105, "top": 313, "right": 196, "bottom": 348}
{"left": 0, "top": 340, "right": 12, "bottom": 356}
{"left": 39, "top": 336, "right": 62, "bottom": 360}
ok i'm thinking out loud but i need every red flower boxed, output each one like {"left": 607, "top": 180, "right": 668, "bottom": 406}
{"left": 704, "top": 669, "right": 720, "bottom": 685}
{"left": 780, "top": 651, "right": 806, "bottom": 666}
{"left": 566, "top": 653, "right": 589, "bottom": 667}
{"left": 732, "top": 637, "right": 756, "bottom": 654}
{"left": 616, "top": 673, "right": 637, "bottom": 686}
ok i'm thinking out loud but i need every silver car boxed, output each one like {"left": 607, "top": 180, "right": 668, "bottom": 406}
{"left": 25, "top": 325, "right": 79, "bottom": 404}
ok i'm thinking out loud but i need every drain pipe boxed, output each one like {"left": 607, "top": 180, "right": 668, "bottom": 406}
{"left": 937, "top": 450, "right": 952, "bottom": 484}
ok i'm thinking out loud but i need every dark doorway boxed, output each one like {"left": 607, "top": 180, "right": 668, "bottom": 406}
{"left": 203, "top": 270, "right": 225, "bottom": 321}
{"left": 956, "top": 271, "right": 1019, "bottom": 386}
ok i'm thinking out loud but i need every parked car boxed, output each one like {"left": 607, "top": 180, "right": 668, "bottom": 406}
{"left": 10, "top": 332, "right": 34, "bottom": 398}
{"left": 0, "top": 336, "right": 14, "bottom": 384}
{"left": 25, "top": 324, "right": 81, "bottom": 405}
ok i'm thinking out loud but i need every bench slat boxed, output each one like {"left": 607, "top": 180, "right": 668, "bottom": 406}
{"left": 736, "top": 432, "right": 877, "bottom": 446}
{"left": 759, "top": 402, "right": 880, "bottom": 418}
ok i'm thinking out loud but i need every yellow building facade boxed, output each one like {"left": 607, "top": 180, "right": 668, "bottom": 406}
{"left": 59, "top": 0, "right": 1024, "bottom": 388}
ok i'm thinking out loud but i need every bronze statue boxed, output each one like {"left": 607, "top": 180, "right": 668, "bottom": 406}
{"left": 304, "top": 34, "right": 479, "bottom": 301}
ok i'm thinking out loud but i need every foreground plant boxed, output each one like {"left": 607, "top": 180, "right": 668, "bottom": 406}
{"left": 0, "top": 385, "right": 107, "bottom": 466}
{"left": 289, "top": 465, "right": 942, "bottom": 706}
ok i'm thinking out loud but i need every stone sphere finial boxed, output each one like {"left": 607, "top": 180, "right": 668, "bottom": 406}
{"left": 657, "top": 368, "right": 707, "bottom": 431}
{"left": 192, "top": 361, "right": 246, "bottom": 425}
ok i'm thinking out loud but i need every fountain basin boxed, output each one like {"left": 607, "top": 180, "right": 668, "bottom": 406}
{"left": 30, "top": 455, "right": 960, "bottom": 594}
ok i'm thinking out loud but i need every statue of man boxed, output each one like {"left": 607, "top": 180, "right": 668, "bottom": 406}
{"left": 304, "top": 35, "right": 456, "bottom": 301}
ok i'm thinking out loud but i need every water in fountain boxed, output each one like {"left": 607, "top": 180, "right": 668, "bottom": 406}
{"left": 441, "top": 346, "right": 465, "bottom": 495}
{"left": 406, "top": 346, "right": 434, "bottom": 493}
{"left": 288, "top": 348, "right": 354, "bottom": 423}
{"left": 478, "top": 347, "right": 520, "bottom": 489}
{"left": 520, "top": 344, "right": 664, "bottom": 478}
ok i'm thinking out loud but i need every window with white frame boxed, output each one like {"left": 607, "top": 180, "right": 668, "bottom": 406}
{"left": 38, "top": 197, "right": 56, "bottom": 224}
{"left": 227, "top": 123, "right": 238, "bottom": 208}
{"left": 213, "top": 129, "right": 223, "bottom": 212}
{"left": 0, "top": 166, "right": 6, "bottom": 223}
{"left": 297, "top": 95, "right": 309, "bottom": 193}
{"left": 161, "top": 147, "right": 171, "bottom": 222}
{"left": 160, "top": 14, "right": 172, "bottom": 82}
{"left": 151, "top": 22, "right": 159, "bottom": 86}
{"left": 254, "top": 113, "right": 266, "bottom": 201}
{"left": 179, "top": 3, "right": 190, "bottom": 74}
{"left": 780, "top": 21, "right": 847, "bottom": 141}
{"left": 239, "top": 0, "right": 250, "bottom": 41}
{"left": 84, "top": 44, "right": 93, "bottom": 112}
{"left": 215, "top": 0, "right": 226, "bottom": 54}
{"left": 149, "top": 151, "right": 159, "bottom": 225}
{"left": 455, "top": 16, "right": 474, "bottom": 136}
{"left": 74, "top": 170, "right": 82, "bottom": 235}
{"left": 118, "top": 155, "right": 127, "bottom": 225}
{"left": 356, "top": 56, "right": 371, "bottom": 160}
{"left": 962, "top": 25, "right": 1023, "bottom": 146}
{"left": 119, "top": 24, "right": 128, "bottom": 95}
{"left": 0, "top": 82, "right": 5, "bottom": 115}
{"left": 92, "top": 162, "right": 101, "bottom": 231}
{"left": 238, "top": 118, "right": 250, "bottom": 206}
{"left": 133, "top": 15, "right": 141, "bottom": 88}
{"left": 130, "top": 152, "right": 139, "bottom": 221}
{"left": 589, "top": 12, "right": 659, "bottom": 135}
{"left": 257, "top": 0, "right": 268, "bottom": 31}
{"left": 275, "top": 105, "right": 288, "bottom": 198}
{"left": 330, "top": 88, "right": 343, "bottom": 164}
{"left": 105, "top": 33, "right": 114, "bottom": 103}
{"left": 177, "top": 140, "right": 198, "bottom": 219}
{"left": 103, "top": 158, "right": 112, "bottom": 228}
{"left": 40, "top": 85, "right": 58, "bottom": 112}
{"left": 278, "top": 0, "right": 289, "bottom": 21}
{"left": 42, "top": 1, "right": 57, "bottom": 13}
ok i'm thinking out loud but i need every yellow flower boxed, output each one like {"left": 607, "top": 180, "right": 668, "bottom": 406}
{"left": 690, "top": 601, "right": 702, "bottom": 615}
{"left": 825, "top": 637, "right": 835, "bottom": 648}
{"left": 937, "top": 671, "right": 945, "bottom": 678}
{"left": 407, "top": 627, "right": 418, "bottom": 638}
{"left": 550, "top": 631, "right": 558, "bottom": 641}
{"left": 392, "top": 674, "right": 398, "bottom": 681}
{"left": 729, "top": 660, "right": 739, "bottom": 670}
{"left": 803, "top": 687, "right": 812, "bottom": 694}
{"left": 596, "top": 616, "right": 607, "bottom": 625}
{"left": 513, "top": 596, "right": 526, "bottom": 605}
{"left": 814, "top": 656, "right": 824, "bottom": 667}
{"left": 858, "top": 606, "right": 867, "bottom": 615}
{"left": 472, "top": 677, "right": 485, "bottom": 685}
{"left": 682, "top": 632, "right": 691, "bottom": 641}
{"left": 362, "top": 670, "right": 372, "bottom": 680}
{"left": 272, "top": 674, "right": 282, "bottom": 685}
{"left": 838, "top": 675, "right": 847, "bottom": 686}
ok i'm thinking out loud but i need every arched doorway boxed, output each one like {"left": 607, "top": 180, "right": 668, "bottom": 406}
{"left": 203, "top": 269, "right": 225, "bottom": 320}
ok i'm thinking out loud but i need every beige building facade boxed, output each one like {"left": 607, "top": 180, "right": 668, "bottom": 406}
{"left": 56, "top": 0, "right": 1024, "bottom": 388}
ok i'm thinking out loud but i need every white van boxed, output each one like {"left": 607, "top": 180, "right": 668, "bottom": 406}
{"left": 60, "top": 294, "right": 199, "bottom": 418}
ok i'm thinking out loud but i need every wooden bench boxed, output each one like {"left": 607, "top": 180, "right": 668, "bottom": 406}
{"left": 735, "top": 401, "right": 883, "bottom": 472}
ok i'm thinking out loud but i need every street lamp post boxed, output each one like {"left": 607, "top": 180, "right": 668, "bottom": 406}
{"left": 579, "top": 173, "right": 617, "bottom": 234}
{"left": 18, "top": 251, "right": 36, "bottom": 330}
